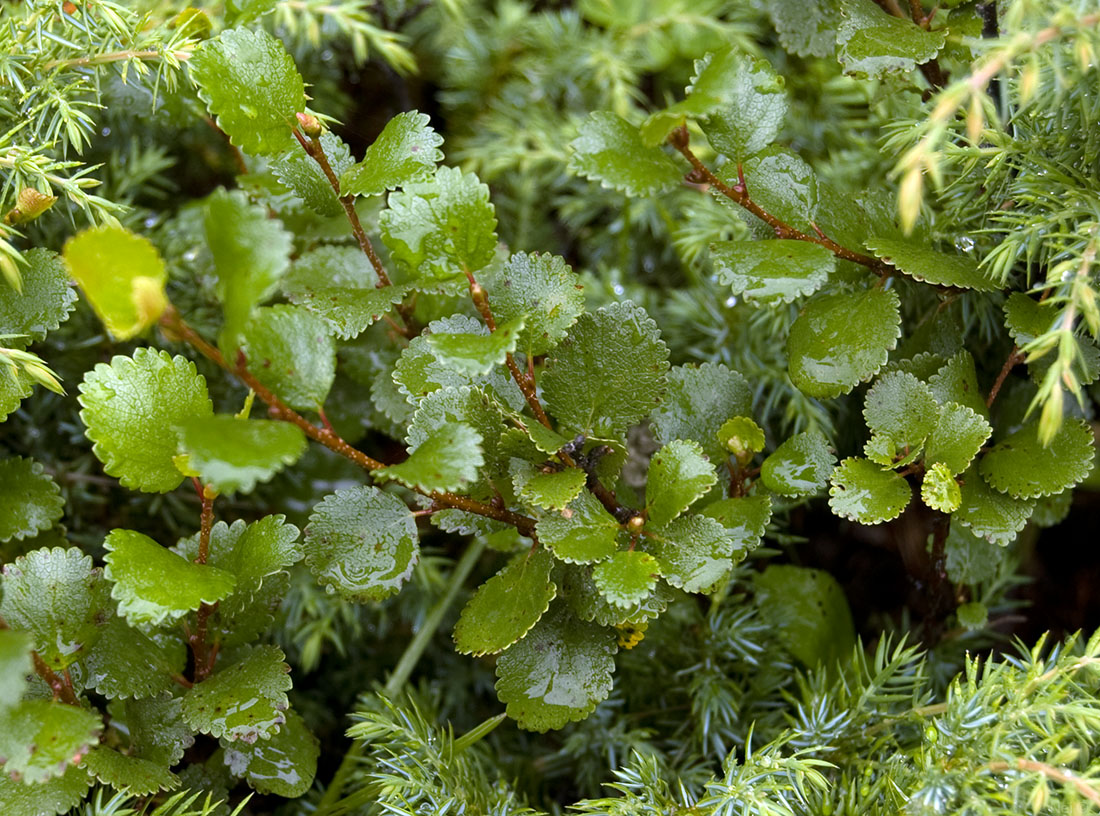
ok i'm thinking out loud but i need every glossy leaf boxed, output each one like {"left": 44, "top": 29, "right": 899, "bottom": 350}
{"left": 495, "top": 603, "right": 616, "bottom": 732}
{"left": 921, "top": 462, "right": 961, "bottom": 512}
{"left": 0, "top": 699, "right": 102, "bottom": 783}
{"left": 767, "top": 0, "right": 836, "bottom": 57}
{"left": 979, "top": 419, "right": 1094, "bottom": 499}
{"left": 426, "top": 315, "right": 526, "bottom": 374}
{"left": 945, "top": 523, "right": 1003, "bottom": 584}
{"left": 240, "top": 305, "right": 336, "bottom": 411}
{"left": 754, "top": 565, "right": 856, "bottom": 667}
{"left": 828, "top": 457, "right": 912, "bottom": 524}
{"left": 181, "top": 645, "right": 292, "bottom": 743}
{"left": 645, "top": 440, "right": 717, "bottom": 527}
{"left": 0, "top": 457, "right": 63, "bottom": 542}
{"left": 924, "top": 402, "right": 991, "bottom": 475}
{"left": 0, "top": 366, "right": 33, "bottom": 423}
{"left": 223, "top": 708, "right": 318, "bottom": 796}
{"left": 189, "top": 27, "right": 306, "bottom": 156}
{"left": 0, "top": 629, "right": 32, "bottom": 711}
{"left": 787, "top": 287, "right": 901, "bottom": 399}
{"left": 727, "top": 146, "right": 818, "bottom": 234}
{"left": 108, "top": 697, "right": 194, "bottom": 767}
{"left": 592, "top": 551, "right": 660, "bottom": 608}
{"left": 177, "top": 416, "right": 306, "bottom": 495}
{"left": 955, "top": 466, "right": 1035, "bottom": 545}
{"left": 404, "top": 384, "right": 505, "bottom": 470}
{"left": 563, "top": 564, "right": 676, "bottom": 628}
{"left": 304, "top": 486, "right": 419, "bottom": 602}
{"left": 271, "top": 131, "right": 354, "bottom": 217}
{"left": 379, "top": 421, "right": 484, "bottom": 492}
{"left": 104, "top": 529, "right": 236, "bottom": 627}
{"left": 454, "top": 549, "right": 556, "bottom": 656}
{"left": 711, "top": 239, "right": 833, "bottom": 304}
{"left": 699, "top": 495, "right": 772, "bottom": 558}
{"left": 543, "top": 301, "right": 670, "bottom": 436}
{"left": 716, "top": 416, "right": 766, "bottom": 463}
{"left": 512, "top": 462, "right": 587, "bottom": 511}
{"left": 82, "top": 615, "right": 184, "bottom": 700}
{"left": 836, "top": 0, "right": 946, "bottom": 77}
{"left": 865, "top": 237, "right": 997, "bottom": 291}
{"left": 0, "top": 249, "right": 76, "bottom": 345}
{"left": 929, "top": 350, "right": 987, "bottom": 418}
{"left": 340, "top": 110, "right": 444, "bottom": 197}
{"left": 536, "top": 490, "right": 620, "bottom": 564}
{"left": 650, "top": 362, "right": 751, "bottom": 463}
{"left": 82, "top": 746, "right": 178, "bottom": 795}
{"left": 0, "top": 764, "right": 91, "bottom": 816}
{"left": 569, "top": 111, "right": 682, "bottom": 196}
{"left": 643, "top": 514, "right": 735, "bottom": 593}
{"left": 483, "top": 252, "right": 585, "bottom": 357}
{"left": 862, "top": 371, "right": 939, "bottom": 448}
{"left": 79, "top": 348, "right": 213, "bottom": 493}
{"left": 62, "top": 225, "right": 167, "bottom": 340}
{"left": 761, "top": 430, "right": 835, "bottom": 496}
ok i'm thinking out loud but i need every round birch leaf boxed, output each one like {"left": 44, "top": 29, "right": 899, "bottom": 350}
{"left": 698, "top": 495, "right": 772, "bottom": 558}
{"left": 271, "top": 131, "right": 354, "bottom": 217}
{"left": 787, "top": 288, "right": 901, "bottom": 399}
{"left": 928, "top": 350, "right": 987, "bottom": 418}
{"left": 955, "top": 466, "right": 1035, "bottom": 545}
{"left": 107, "top": 697, "right": 194, "bottom": 767}
{"left": 754, "top": 565, "right": 855, "bottom": 667}
{"left": 0, "top": 366, "right": 33, "bottom": 423}
{"left": 836, "top": 0, "right": 946, "bottom": 77}
{"left": 0, "top": 249, "right": 76, "bottom": 344}
{"left": 864, "top": 237, "right": 997, "bottom": 291}
{"left": 979, "top": 419, "right": 1094, "bottom": 499}
{"left": 453, "top": 549, "right": 556, "bottom": 656}
{"left": 944, "top": 523, "right": 1003, "bottom": 584}
{"left": 82, "top": 615, "right": 184, "bottom": 700}
{"left": 78, "top": 348, "right": 214, "bottom": 493}
{"left": 340, "top": 110, "right": 444, "bottom": 198}
{"left": 536, "top": 491, "right": 620, "bottom": 564}
{"left": 495, "top": 603, "right": 616, "bottom": 732}
{"left": 177, "top": 416, "right": 307, "bottom": 495}
{"left": 483, "top": 252, "right": 585, "bottom": 357}
{"left": 569, "top": 112, "right": 682, "bottom": 196}
{"left": 828, "top": 457, "right": 912, "bottom": 524}
{"left": 645, "top": 440, "right": 717, "bottom": 527}
{"left": 650, "top": 362, "right": 752, "bottom": 463}
{"left": 82, "top": 747, "right": 178, "bottom": 795}
{"left": 426, "top": 316, "right": 526, "bottom": 375}
{"left": 404, "top": 384, "right": 506, "bottom": 469}
{"left": 761, "top": 430, "right": 835, "bottom": 496}
{"left": 0, "top": 548, "right": 109, "bottom": 671}
{"left": 921, "top": 463, "right": 961, "bottom": 512}
{"left": 0, "top": 457, "right": 64, "bottom": 542}
{"left": 511, "top": 462, "right": 587, "bottom": 511}
{"left": 378, "top": 421, "right": 484, "bottom": 493}
{"left": 0, "top": 699, "right": 102, "bottom": 783}
{"left": 222, "top": 709, "right": 318, "bottom": 797}
{"left": 689, "top": 50, "right": 788, "bottom": 161}
{"left": 1032, "top": 489, "right": 1073, "bottom": 528}
{"left": 643, "top": 514, "right": 735, "bottom": 593}
{"left": 592, "top": 551, "right": 660, "bottom": 608}
{"left": 189, "top": 27, "right": 306, "bottom": 156}
{"left": 1003, "top": 292, "right": 1051, "bottom": 345}
{"left": 563, "top": 565, "right": 676, "bottom": 627}
{"left": 716, "top": 416, "right": 765, "bottom": 464}
{"left": 956, "top": 601, "right": 988, "bottom": 630}
{"left": 0, "top": 761, "right": 91, "bottom": 815}
{"left": 0, "top": 629, "right": 33, "bottom": 711}
{"left": 240, "top": 305, "right": 336, "bottom": 412}
{"left": 863, "top": 371, "right": 939, "bottom": 447}
{"left": 711, "top": 239, "right": 833, "bottom": 303}
{"left": 104, "top": 530, "right": 236, "bottom": 627}
{"left": 924, "top": 402, "right": 991, "bottom": 475}
{"left": 304, "top": 486, "right": 419, "bottom": 602}
{"left": 181, "top": 645, "right": 291, "bottom": 743}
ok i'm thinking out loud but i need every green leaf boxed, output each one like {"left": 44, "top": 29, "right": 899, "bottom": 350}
{"left": 837, "top": 0, "right": 946, "bottom": 77}
{"left": 536, "top": 490, "right": 620, "bottom": 564}
{"left": 766, "top": 0, "right": 837, "bottom": 58}
{"left": 787, "top": 288, "right": 902, "bottom": 399}
{"left": 0, "top": 548, "right": 109, "bottom": 671}
{"left": 62, "top": 225, "right": 167, "bottom": 341}
{"left": 716, "top": 416, "right": 766, "bottom": 464}
{"left": 426, "top": 315, "right": 526, "bottom": 374}
{"left": 0, "top": 700, "right": 101, "bottom": 783}
{"left": 454, "top": 549, "right": 556, "bottom": 656}
{"left": 921, "top": 462, "right": 961, "bottom": 512}
{"left": 0, "top": 629, "right": 32, "bottom": 711}
{"left": 79, "top": 349, "right": 213, "bottom": 493}
{"left": 82, "top": 615, "right": 184, "bottom": 700}
{"left": 1032, "top": 489, "right": 1073, "bottom": 528}
{"left": 240, "top": 305, "right": 336, "bottom": 411}
{"left": 828, "top": 457, "right": 912, "bottom": 524}
{"left": 189, "top": 27, "right": 306, "bottom": 156}
{"left": 340, "top": 111, "right": 444, "bottom": 197}
{"left": 979, "top": 419, "right": 1094, "bottom": 499}
{"left": 404, "top": 384, "right": 506, "bottom": 471}
{"left": 304, "top": 486, "right": 419, "bottom": 602}
{"left": 563, "top": 565, "right": 676, "bottom": 627}
{"left": 945, "top": 523, "right": 1003, "bottom": 584}
{"left": 863, "top": 371, "right": 939, "bottom": 448}
{"left": 0, "top": 759, "right": 91, "bottom": 816}
{"left": 104, "top": 530, "right": 236, "bottom": 627}
{"left": 495, "top": 603, "right": 616, "bottom": 732}
{"left": 0, "top": 457, "right": 63, "bottom": 543}
{"left": 650, "top": 362, "right": 751, "bottom": 463}
{"left": 643, "top": 514, "right": 735, "bottom": 593}
{"left": 865, "top": 237, "right": 997, "bottom": 291}
{"left": 483, "top": 253, "right": 585, "bottom": 357}
{"left": 699, "top": 495, "right": 772, "bottom": 558}
{"left": 181, "top": 645, "right": 291, "bottom": 743}
{"left": 592, "top": 551, "right": 660, "bottom": 608}
{"left": 0, "top": 249, "right": 76, "bottom": 345}
{"left": 543, "top": 301, "right": 670, "bottom": 436}
{"left": 761, "top": 430, "right": 835, "bottom": 496}
{"left": 82, "top": 746, "right": 178, "bottom": 795}
{"left": 222, "top": 709, "right": 318, "bottom": 796}
{"left": 754, "top": 565, "right": 856, "bottom": 667}
{"left": 723, "top": 146, "right": 818, "bottom": 234}
{"left": 271, "top": 131, "right": 354, "bottom": 217}
{"left": 1003, "top": 292, "right": 1051, "bottom": 345}
{"left": 206, "top": 190, "right": 293, "bottom": 350}
{"left": 929, "top": 350, "right": 987, "bottom": 418}
{"left": 379, "top": 421, "right": 484, "bottom": 492}
{"left": 924, "top": 402, "right": 991, "bottom": 475}
{"left": 645, "top": 440, "right": 717, "bottom": 527}
{"left": 177, "top": 416, "right": 307, "bottom": 495}
{"left": 955, "top": 466, "right": 1035, "bottom": 545}
{"left": 512, "top": 462, "right": 588, "bottom": 511}
{"left": 711, "top": 240, "right": 834, "bottom": 304}
{"left": 569, "top": 111, "right": 682, "bottom": 196}
{"left": 107, "top": 697, "right": 193, "bottom": 767}
{"left": 380, "top": 165, "right": 498, "bottom": 279}
{"left": 956, "top": 601, "right": 988, "bottom": 630}
{"left": 0, "top": 366, "right": 33, "bottom": 423}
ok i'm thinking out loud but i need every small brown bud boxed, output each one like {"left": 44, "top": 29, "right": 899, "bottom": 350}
{"left": 4, "top": 188, "right": 57, "bottom": 226}
{"left": 296, "top": 112, "right": 323, "bottom": 139}
{"left": 667, "top": 125, "right": 690, "bottom": 150}
{"left": 626, "top": 515, "right": 645, "bottom": 535}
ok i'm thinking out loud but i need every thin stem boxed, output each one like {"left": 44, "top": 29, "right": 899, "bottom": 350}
{"left": 315, "top": 539, "right": 487, "bottom": 816}
{"left": 669, "top": 130, "right": 892, "bottom": 276}
{"left": 31, "top": 652, "right": 79, "bottom": 705}
{"left": 987, "top": 759, "right": 1100, "bottom": 806}
{"left": 189, "top": 480, "right": 219, "bottom": 681}
{"left": 987, "top": 346, "right": 1022, "bottom": 408}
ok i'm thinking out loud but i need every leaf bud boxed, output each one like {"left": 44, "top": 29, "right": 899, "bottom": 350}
{"left": 4, "top": 188, "right": 57, "bottom": 226}
{"left": 296, "top": 112, "right": 323, "bottom": 139}
{"left": 625, "top": 515, "right": 645, "bottom": 535}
